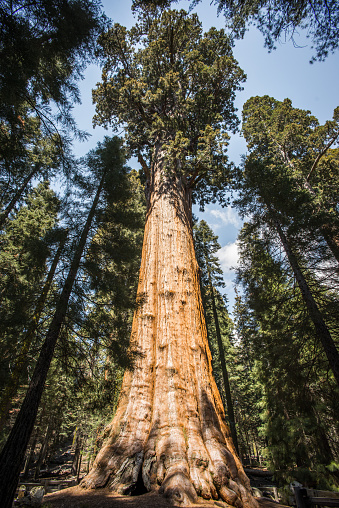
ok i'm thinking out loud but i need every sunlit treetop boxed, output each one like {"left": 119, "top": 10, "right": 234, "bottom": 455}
{"left": 92, "top": 8, "right": 245, "bottom": 207}
{"left": 242, "top": 95, "right": 339, "bottom": 181}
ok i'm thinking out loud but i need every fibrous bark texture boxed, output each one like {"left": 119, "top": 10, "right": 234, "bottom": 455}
{"left": 81, "top": 149, "right": 258, "bottom": 507}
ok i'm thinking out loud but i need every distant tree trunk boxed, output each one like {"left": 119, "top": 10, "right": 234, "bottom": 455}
{"left": 22, "top": 410, "right": 44, "bottom": 479}
{"left": 0, "top": 236, "right": 66, "bottom": 432}
{"left": 81, "top": 145, "right": 257, "bottom": 507}
{"left": 72, "top": 429, "right": 82, "bottom": 476}
{"left": 207, "top": 273, "right": 239, "bottom": 455}
{"left": 34, "top": 422, "right": 53, "bottom": 480}
{"left": 77, "top": 443, "right": 83, "bottom": 483}
{"left": 0, "top": 173, "right": 106, "bottom": 508}
{"left": 23, "top": 435, "right": 38, "bottom": 480}
{"left": 271, "top": 211, "right": 339, "bottom": 386}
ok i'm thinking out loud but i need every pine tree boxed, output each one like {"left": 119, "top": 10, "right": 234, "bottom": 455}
{"left": 0, "top": 181, "right": 60, "bottom": 392}
{"left": 241, "top": 96, "right": 339, "bottom": 264}
{"left": 13, "top": 154, "right": 147, "bottom": 486}
{"left": 0, "top": 230, "right": 67, "bottom": 434}
{"left": 235, "top": 96, "right": 339, "bottom": 385}
{"left": 232, "top": 293, "right": 264, "bottom": 464}
{"left": 0, "top": 0, "right": 107, "bottom": 227}
{"left": 194, "top": 219, "right": 239, "bottom": 454}
{"left": 236, "top": 222, "right": 339, "bottom": 484}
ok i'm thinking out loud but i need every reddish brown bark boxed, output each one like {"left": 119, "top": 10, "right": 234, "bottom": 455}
{"left": 81, "top": 147, "right": 258, "bottom": 507}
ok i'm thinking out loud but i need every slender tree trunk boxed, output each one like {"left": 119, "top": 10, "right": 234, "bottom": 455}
{"left": 34, "top": 422, "right": 52, "bottom": 480}
{"left": 72, "top": 430, "right": 82, "bottom": 476}
{"left": 272, "top": 213, "right": 339, "bottom": 385}
{"left": 23, "top": 435, "right": 38, "bottom": 480}
{"left": 0, "top": 236, "right": 66, "bottom": 432}
{"left": 81, "top": 146, "right": 257, "bottom": 507}
{"left": 76, "top": 442, "right": 83, "bottom": 483}
{"left": 0, "top": 167, "right": 37, "bottom": 229}
{"left": 0, "top": 174, "right": 106, "bottom": 508}
{"left": 22, "top": 410, "right": 44, "bottom": 479}
{"left": 207, "top": 273, "right": 239, "bottom": 455}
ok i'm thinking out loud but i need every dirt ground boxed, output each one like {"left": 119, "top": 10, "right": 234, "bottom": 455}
{"left": 43, "top": 486, "right": 287, "bottom": 508}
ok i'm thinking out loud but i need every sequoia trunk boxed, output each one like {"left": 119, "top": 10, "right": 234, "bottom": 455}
{"left": 81, "top": 147, "right": 257, "bottom": 507}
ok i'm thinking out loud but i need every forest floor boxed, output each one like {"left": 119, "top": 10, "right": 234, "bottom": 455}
{"left": 42, "top": 487, "right": 287, "bottom": 508}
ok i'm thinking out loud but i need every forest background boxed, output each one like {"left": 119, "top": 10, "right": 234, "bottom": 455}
{"left": 0, "top": 0, "right": 339, "bottom": 505}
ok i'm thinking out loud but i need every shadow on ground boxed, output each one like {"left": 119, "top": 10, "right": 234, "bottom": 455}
{"left": 43, "top": 486, "right": 289, "bottom": 508}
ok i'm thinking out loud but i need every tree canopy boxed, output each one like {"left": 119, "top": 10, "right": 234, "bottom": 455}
{"left": 241, "top": 95, "right": 339, "bottom": 265}
{"left": 92, "top": 7, "right": 245, "bottom": 206}
{"left": 0, "top": 0, "right": 106, "bottom": 117}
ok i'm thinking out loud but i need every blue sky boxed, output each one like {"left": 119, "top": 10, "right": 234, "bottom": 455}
{"left": 72, "top": 0, "right": 339, "bottom": 312}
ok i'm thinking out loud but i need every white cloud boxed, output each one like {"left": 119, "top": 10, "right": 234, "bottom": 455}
{"left": 217, "top": 241, "right": 239, "bottom": 273}
{"left": 210, "top": 208, "right": 242, "bottom": 228}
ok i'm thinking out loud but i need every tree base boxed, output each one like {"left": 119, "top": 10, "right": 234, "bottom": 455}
{"left": 81, "top": 448, "right": 259, "bottom": 508}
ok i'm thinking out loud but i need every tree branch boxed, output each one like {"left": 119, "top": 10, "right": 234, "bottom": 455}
{"left": 306, "top": 130, "right": 339, "bottom": 181}
{"left": 138, "top": 153, "right": 150, "bottom": 180}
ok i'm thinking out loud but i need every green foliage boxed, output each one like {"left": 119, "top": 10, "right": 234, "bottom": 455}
{"left": 232, "top": 293, "right": 265, "bottom": 463}
{"left": 237, "top": 96, "right": 339, "bottom": 322}
{"left": 240, "top": 96, "right": 339, "bottom": 240}
{"left": 0, "top": 112, "right": 63, "bottom": 209}
{"left": 194, "top": 219, "right": 226, "bottom": 363}
{"left": 17, "top": 157, "right": 146, "bottom": 471}
{"left": 194, "top": 219, "right": 225, "bottom": 290}
{"left": 58, "top": 137, "right": 146, "bottom": 372}
{"left": 194, "top": 221, "right": 227, "bottom": 390}
{"left": 0, "top": 0, "right": 106, "bottom": 116}
{"left": 0, "top": 182, "right": 60, "bottom": 389}
{"left": 193, "top": 221, "right": 234, "bottom": 414}
{"left": 0, "top": 0, "right": 107, "bottom": 227}
{"left": 231, "top": 95, "right": 339, "bottom": 480}
{"left": 215, "top": 0, "right": 339, "bottom": 62}
{"left": 0, "top": 137, "right": 145, "bottom": 458}
{"left": 72, "top": 166, "right": 146, "bottom": 370}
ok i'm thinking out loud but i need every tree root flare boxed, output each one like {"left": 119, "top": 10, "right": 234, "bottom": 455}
{"left": 219, "top": 486, "right": 238, "bottom": 505}
{"left": 80, "top": 470, "right": 110, "bottom": 489}
{"left": 160, "top": 472, "right": 198, "bottom": 506}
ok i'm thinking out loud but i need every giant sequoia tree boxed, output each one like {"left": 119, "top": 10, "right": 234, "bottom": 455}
{"left": 80, "top": 8, "right": 257, "bottom": 507}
